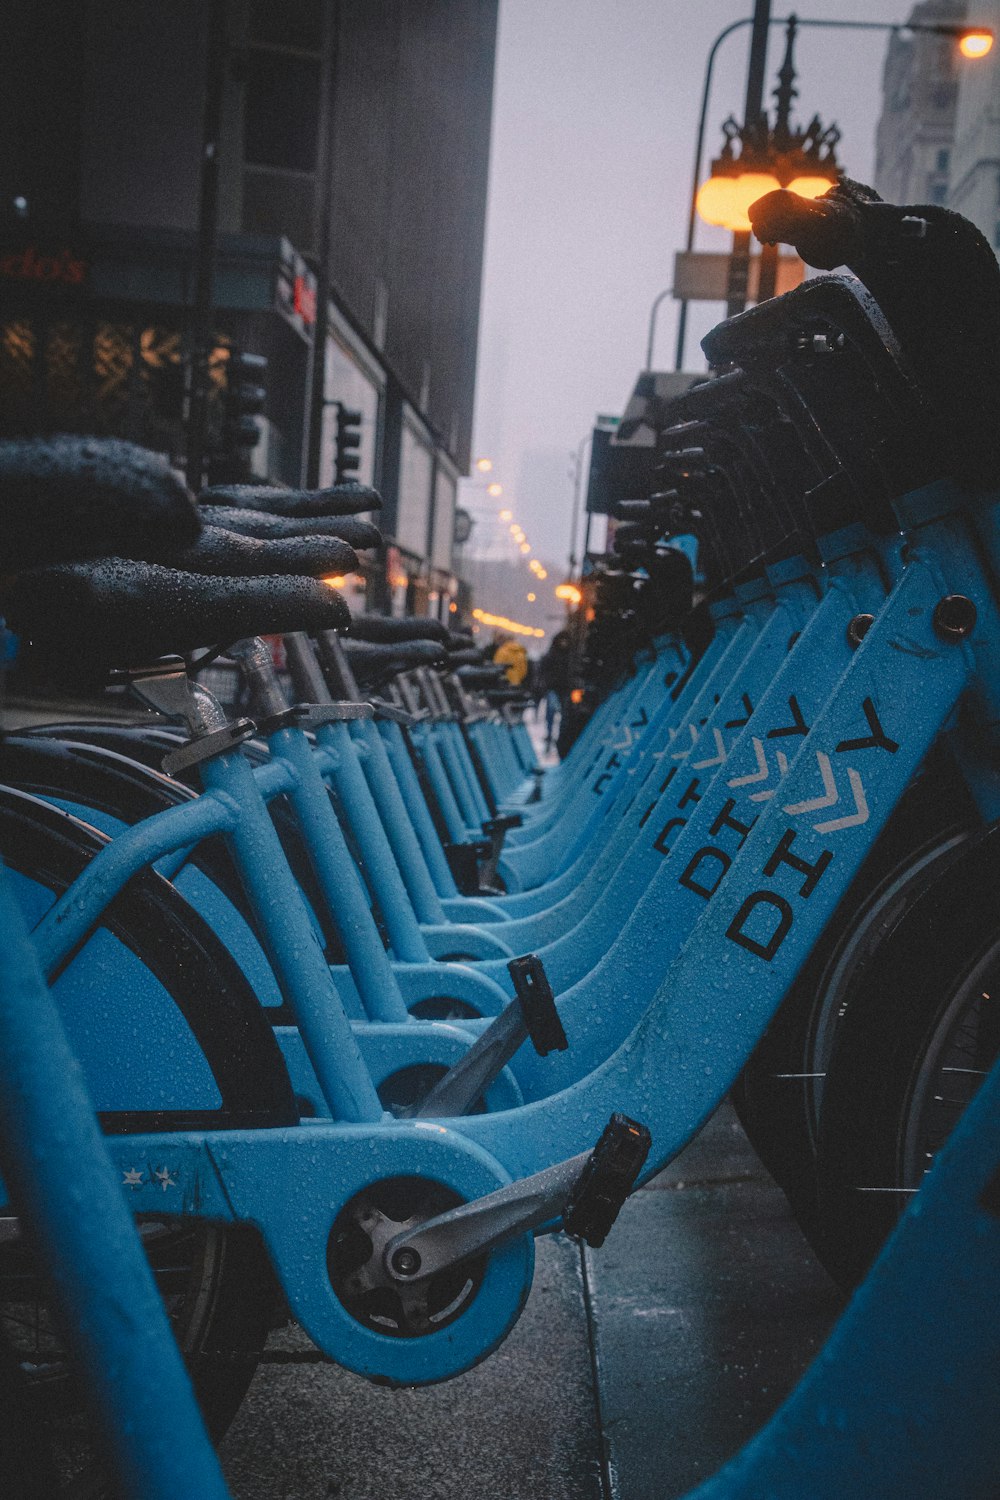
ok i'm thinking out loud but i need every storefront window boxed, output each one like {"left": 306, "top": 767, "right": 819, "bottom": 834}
{"left": 396, "top": 415, "right": 434, "bottom": 556}
{"left": 320, "top": 330, "right": 381, "bottom": 489}
{"left": 243, "top": 52, "right": 321, "bottom": 173}
{"left": 431, "top": 463, "right": 457, "bottom": 571}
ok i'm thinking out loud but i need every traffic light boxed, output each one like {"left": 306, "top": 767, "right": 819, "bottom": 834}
{"left": 334, "top": 402, "right": 363, "bottom": 482}
{"left": 225, "top": 350, "right": 268, "bottom": 453}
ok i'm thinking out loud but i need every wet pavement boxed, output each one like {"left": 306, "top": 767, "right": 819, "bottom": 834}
{"left": 221, "top": 1107, "right": 842, "bottom": 1500}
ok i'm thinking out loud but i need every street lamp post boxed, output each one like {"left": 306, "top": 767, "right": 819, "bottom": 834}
{"left": 673, "top": 11, "right": 994, "bottom": 369}
{"left": 568, "top": 432, "right": 591, "bottom": 580}
{"left": 645, "top": 286, "right": 674, "bottom": 369}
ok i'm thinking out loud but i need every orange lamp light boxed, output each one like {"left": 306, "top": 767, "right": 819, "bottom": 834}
{"left": 959, "top": 30, "right": 993, "bottom": 58}
{"left": 785, "top": 174, "right": 837, "bottom": 202}
{"left": 696, "top": 171, "right": 781, "bottom": 232}
{"left": 555, "top": 583, "right": 583, "bottom": 605}
{"left": 697, "top": 169, "right": 836, "bottom": 233}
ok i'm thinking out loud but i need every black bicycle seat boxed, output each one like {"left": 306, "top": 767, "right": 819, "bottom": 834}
{"left": 4, "top": 557, "right": 351, "bottom": 684}
{"left": 340, "top": 637, "right": 447, "bottom": 685}
{"left": 199, "top": 506, "right": 382, "bottom": 550}
{"left": 147, "top": 527, "right": 358, "bottom": 578}
{"left": 0, "top": 436, "right": 201, "bottom": 573}
{"left": 485, "top": 687, "right": 531, "bottom": 706}
{"left": 455, "top": 665, "right": 507, "bottom": 689}
{"left": 201, "top": 481, "right": 381, "bottom": 516}
{"left": 348, "top": 614, "right": 451, "bottom": 645}
{"left": 449, "top": 651, "right": 493, "bottom": 670}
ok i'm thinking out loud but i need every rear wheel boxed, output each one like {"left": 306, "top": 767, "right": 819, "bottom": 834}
{"left": 0, "top": 786, "right": 297, "bottom": 1493}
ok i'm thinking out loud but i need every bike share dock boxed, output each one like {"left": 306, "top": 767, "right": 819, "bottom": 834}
{"left": 221, "top": 1106, "right": 839, "bottom": 1500}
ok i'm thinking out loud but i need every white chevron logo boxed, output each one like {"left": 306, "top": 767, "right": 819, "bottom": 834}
{"left": 783, "top": 751, "right": 869, "bottom": 834}
{"left": 669, "top": 723, "right": 700, "bottom": 760}
{"left": 692, "top": 727, "right": 728, "bottom": 770}
{"left": 726, "top": 736, "right": 789, "bottom": 801}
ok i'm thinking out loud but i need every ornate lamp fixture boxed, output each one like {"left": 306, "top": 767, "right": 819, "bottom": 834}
{"left": 697, "top": 16, "right": 842, "bottom": 234}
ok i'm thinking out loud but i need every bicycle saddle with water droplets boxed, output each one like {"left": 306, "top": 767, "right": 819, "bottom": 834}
{"left": 200, "top": 480, "right": 381, "bottom": 516}
{"left": 3, "top": 558, "right": 351, "bottom": 684}
{"left": 0, "top": 437, "right": 201, "bottom": 573}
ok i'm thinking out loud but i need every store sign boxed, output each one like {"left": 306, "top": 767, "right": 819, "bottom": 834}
{"left": 672, "top": 250, "right": 804, "bottom": 302}
{"left": 275, "top": 255, "right": 317, "bottom": 339}
{"left": 0, "top": 245, "right": 88, "bottom": 287}
{"left": 293, "top": 275, "right": 316, "bottom": 325}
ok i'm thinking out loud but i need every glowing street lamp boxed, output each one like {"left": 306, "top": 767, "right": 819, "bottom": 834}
{"left": 696, "top": 17, "right": 841, "bottom": 236}
{"left": 475, "top": 457, "right": 493, "bottom": 473}
{"left": 499, "top": 508, "right": 513, "bottom": 521}
{"left": 959, "top": 29, "right": 993, "bottom": 57}
{"left": 555, "top": 582, "right": 583, "bottom": 605}
{"left": 675, "top": 12, "right": 995, "bottom": 366}
{"left": 487, "top": 481, "right": 504, "bottom": 497}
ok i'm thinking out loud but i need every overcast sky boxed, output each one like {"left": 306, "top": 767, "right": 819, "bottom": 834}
{"left": 462, "top": 0, "right": 925, "bottom": 593}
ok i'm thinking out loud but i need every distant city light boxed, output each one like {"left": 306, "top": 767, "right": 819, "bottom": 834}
{"left": 520, "top": 542, "right": 530, "bottom": 553}
{"left": 475, "top": 457, "right": 493, "bottom": 472}
{"left": 499, "top": 508, "right": 513, "bottom": 521}
{"left": 555, "top": 583, "right": 583, "bottom": 605}
{"left": 487, "top": 482, "right": 503, "bottom": 497}
{"left": 472, "top": 607, "right": 545, "bottom": 639}
{"left": 527, "top": 592, "right": 536, "bottom": 601}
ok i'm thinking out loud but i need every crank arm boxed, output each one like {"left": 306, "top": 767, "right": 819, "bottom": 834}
{"left": 413, "top": 955, "right": 567, "bottom": 1117}
{"left": 381, "top": 1113, "right": 652, "bottom": 1285}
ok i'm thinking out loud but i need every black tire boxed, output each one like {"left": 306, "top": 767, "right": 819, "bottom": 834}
{"left": 18, "top": 722, "right": 349, "bottom": 972}
{"left": 0, "top": 786, "right": 297, "bottom": 1492}
{"left": 812, "top": 823, "right": 1000, "bottom": 1290}
{"left": 731, "top": 757, "right": 977, "bottom": 1233}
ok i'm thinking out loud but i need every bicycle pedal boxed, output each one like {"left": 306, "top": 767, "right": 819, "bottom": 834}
{"left": 507, "top": 954, "right": 567, "bottom": 1056}
{"left": 483, "top": 812, "right": 523, "bottom": 837}
{"left": 445, "top": 838, "right": 492, "bottom": 894}
{"left": 563, "top": 1113, "right": 652, "bottom": 1248}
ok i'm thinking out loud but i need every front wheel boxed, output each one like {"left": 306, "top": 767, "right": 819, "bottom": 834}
{"left": 812, "top": 824, "right": 1000, "bottom": 1289}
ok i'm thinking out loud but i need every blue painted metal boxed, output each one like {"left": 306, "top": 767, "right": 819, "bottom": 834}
{"left": 0, "top": 866, "right": 231, "bottom": 1499}
{"left": 691, "top": 1038, "right": 1000, "bottom": 1498}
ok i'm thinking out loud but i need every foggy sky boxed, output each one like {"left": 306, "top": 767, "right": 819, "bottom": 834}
{"left": 465, "top": 0, "right": 926, "bottom": 589}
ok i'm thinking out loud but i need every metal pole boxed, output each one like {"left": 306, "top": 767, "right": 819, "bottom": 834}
{"left": 646, "top": 286, "right": 673, "bottom": 369}
{"left": 305, "top": 0, "right": 342, "bottom": 487}
{"left": 185, "top": 0, "right": 228, "bottom": 491}
{"left": 726, "top": 0, "right": 772, "bottom": 319}
{"left": 674, "top": 16, "right": 755, "bottom": 370}
{"left": 568, "top": 433, "right": 589, "bottom": 579}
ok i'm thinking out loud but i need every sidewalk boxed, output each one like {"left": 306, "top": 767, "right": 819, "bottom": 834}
{"left": 221, "top": 1107, "right": 841, "bottom": 1500}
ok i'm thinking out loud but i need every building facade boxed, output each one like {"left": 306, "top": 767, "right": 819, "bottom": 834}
{"left": 946, "top": 0, "right": 1000, "bottom": 250}
{"left": 873, "top": 0, "right": 967, "bottom": 207}
{"left": 0, "top": 0, "right": 499, "bottom": 615}
{"left": 873, "top": 0, "right": 1000, "bottom": 263}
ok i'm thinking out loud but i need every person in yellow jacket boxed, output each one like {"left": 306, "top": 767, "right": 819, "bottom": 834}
{"left": 492, "top": 633, "right": 528, "bottom": 686}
